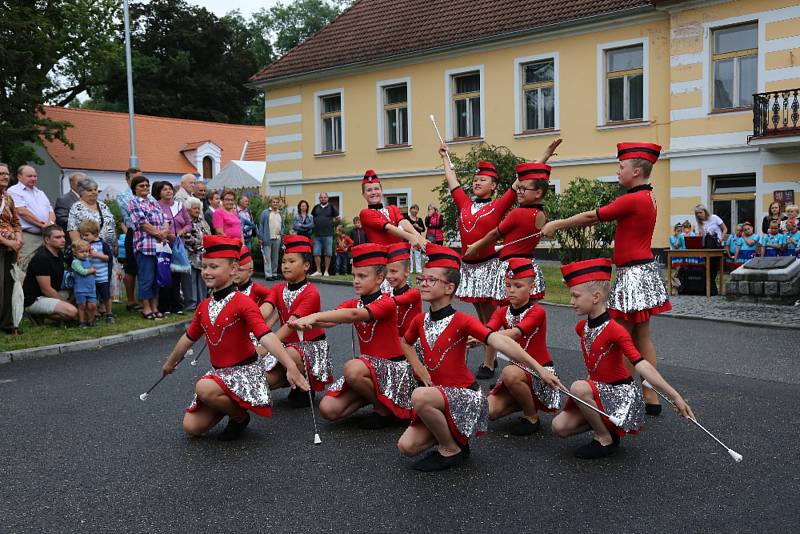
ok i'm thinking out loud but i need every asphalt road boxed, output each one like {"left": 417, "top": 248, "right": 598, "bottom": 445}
{"left": 1, "top": 281, "right": 798, "bottom": 533}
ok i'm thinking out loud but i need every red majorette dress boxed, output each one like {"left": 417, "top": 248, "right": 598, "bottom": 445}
{"left": 452, "top": 185, "right": 516, "bottom": 303}
{"left": 239, "top": 279, "right": 271, "bottom": 306}
{"left": 325, "top": 291, "right": 416, "bottom": 419}
{"left": 360, "top": 203, "right": 405, "bottom": 293}
{"left": 186, "top": 285, "right": 275, "bottom": 417}
{"left": 496, "top": 204, "right": 547, "bottom": 302}
{"left": 390, "top": 284, "right": 422, "bottom": 338}
{"left": 563, "top": 312, "right": 646, "bottom": 437}
{"left": 487, "top": 301, "right": 562, "bottom": 412}
{"left": 404, "top": 306, "right": 491, "bottom": 446}
{"left": 264, "top": 279, "right": 333, "bottom": 392}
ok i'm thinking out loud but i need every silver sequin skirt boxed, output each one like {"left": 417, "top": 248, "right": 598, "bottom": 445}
{"left": 326, "top": 355, "right": 416, "bottom": 419}
{"left": 437, "top": 386, "right": 489, "bottom": 445}
{"left": 590, "top": 379, "right": 645, "bottom": 435}
{"left": 491, "top": 363, "right": 562, "bottom": 412}
{"left": 607, "top": 260, "right": 671, "bottom": 322}
{"left": 456, "top": 257, "right": 507, "bottom": 303}
{"left": 187, "top": 355, "right": 274, "bottom": 417}
{"left": 289, "top": 339, "right": 333, "bottom": 392}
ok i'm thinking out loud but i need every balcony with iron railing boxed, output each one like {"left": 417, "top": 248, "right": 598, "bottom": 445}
{"left": 749, "top": 89, "right": 800, "bottom": 149}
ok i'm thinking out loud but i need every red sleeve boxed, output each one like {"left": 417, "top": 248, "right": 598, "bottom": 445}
{"left": 516, "top": 305, "right": 545, "bottom": 337}
{"left": 291, "top": 286, "right": 321, "bottom": 318}
{"left": 575, "top": 320, "right": 586, "bottom": 337}
{"left": 393, "top": 288, "right": 420, "bottom": 307}
{"left": 613, "top": 322, "right": 643, "bottom": 365}
{"left": 337, "top": 298, "right": 357, "bottom": 310}
{"left": 403, "top": 314, "right": 423, "bottom": 345}
{"left": 366, "top": 295, "right": 396, "bottom": 321}
{"left": 359, "top": 208, "right": 387, "bottom": 232}
{"left": 186, "top": 308, "right": 203, "bottom": 341}
{"left": 497, "top": 208, "right": 525, "bottom": 236}
{"left": 389, "top": 205, "right": 404, "bottom": 226}
{"left": 451, "top": 186, "right": 470, "bottom": 211}
{"left": 463, "top": 313, "right": 492, "bottom": 344}
{"left": 265, "top": 284, "right": 280, "bottom": 306}
{"left": 495, "top": 187, "right": 517, "bottom": 216}
{"left": 486, "top": 307, "right": 506, "bottom": 331}
{"left": 596, "top": 194, "right": 636, "bottom": 222}
{"left": 241, "top": 297, "right": 269, "bottom": 340}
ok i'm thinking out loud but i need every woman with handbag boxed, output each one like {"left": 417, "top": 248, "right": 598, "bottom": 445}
{"left": 154, "top": 181, "right": 192, "bottom": 315}
{"left": 0, "top": 162, "right": 23, "bottom": 334}
{"left": 694, "top": 204, "right": 728, "bottom": 296}
{"left": 129, "top": 175, "right": 167, "bottom": 320}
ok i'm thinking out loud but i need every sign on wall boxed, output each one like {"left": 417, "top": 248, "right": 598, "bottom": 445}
{"left": 774, "top": 189, "right": 795, "bottom": 206}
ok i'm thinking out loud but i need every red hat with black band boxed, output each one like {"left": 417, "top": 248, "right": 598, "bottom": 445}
{"left": 560, "top": 258, "right": 613, "bottom": 287}
{"left": 386, "top": 242, "right": 411, "bottom": 263}
{"left": 475, "top": 161, "right": 498, "bottom": 180}
{"left": 617, "top": 142, "right": 662, "bottom": 164}
{"left": 505, "top": 257, "right": 536, "bottom": 279}
{"left": 362, "top": 169, "right": 380, "bottom": 185}
{"left": 238, "top": 246, "right": 253, "bottom": 266}
{"left": 424, "top": 244, "right": 461, "bottom": 270}
{"left": 203, "top": 235, "right": 241, "bottom": 260}
{"left": 283, "top": 235, "right": 312, "bottom": 255}
{"left": 352, "top": 243, "right": 388, "bottom": 267}
{"left": 515, "top": 162, "right": 551, "bottom": 182}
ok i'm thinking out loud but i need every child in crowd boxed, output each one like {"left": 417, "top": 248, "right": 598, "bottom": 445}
{"left": 725, "top": 223, "right": 743, "bottom": 271}
{"left": 786, "top": 219, "right": 800, "bottom": 258}
{"left": 681, "top": 220, "right": 702, "bottom": 267}
{"left": 261, "top": 235, "right": 333, "bottom": 407}
{"left": 487, "top": 258, "right": 562, "bottom": 436}
{"left": 543, "top": 143, "right": 672, "bottom": 415}
{"left": 782, "top": 204, "right": 798, "bottom": 233}
{"left": 235, "top": 247, "right": 271, "bottom": 308}
{"left": 397, "top": 245, "right": 562, "bottom": 471}
{"left": 735, "top": 221, "right": 760, "bottom": 262}
{"left": 79, "top": 220, "right": 114, "bottom": 324}
{"left": 161, "top": 235, "right": 309, "bottom": 441}
{"left": 290, "top": 243, "right": 417, "bottom": 429}
{"left": 762, "top": 220, "right": 786, "bottom": 257}
{"left": 551, "top": 258, "right": 693, "bottom": 459}
{"left": 669, "top": 223, "right": 686, "bottom": 294}
{"left": 71, "top": 239, "right": 97, "bottom": 329}
{"left": 350, "top": 216, "right": 368, "bottom": 246}
{"left": 334, "top": 224, "right": 354, "bottom": 275}
{"left": 385, "top": 243, "right": 422, "bottom": 338}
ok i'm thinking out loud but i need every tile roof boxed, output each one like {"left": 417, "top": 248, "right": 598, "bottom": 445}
{"left": 251, "top": 0, "right": 653, "bottom": 84}
{"left": 42, "top": 107, "right": 263, "bottom": 173}
{"left": 243, "top": 140, "right": 265, "bottom": 161}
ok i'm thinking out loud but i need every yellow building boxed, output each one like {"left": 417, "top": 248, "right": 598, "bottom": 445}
{"left": 249, "top": 0, "right": 800, "bottom": 247}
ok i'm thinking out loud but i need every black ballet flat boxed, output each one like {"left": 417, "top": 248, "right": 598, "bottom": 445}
{"left": 288, "top": 387, "right": 313, "bottom": 408}
{"left": 645, "top": 403, "right": 662, "bottom": 416}
{"left": 509, "top": 417, "right": 541, "bottom": 436}
{"left": 357, "top": 411, "right": 394, "bottom": 430}
{"left": 412, "top": 448, "right": 467, "bottom": 472}
{"left": 217, "top": 414, "right": 250, "bottom": 441}
{"left": 475, "top": 364, "right": 496, "bottom": 379}
{"left": 573, "top": 438, "right": 618, "bottom": 460}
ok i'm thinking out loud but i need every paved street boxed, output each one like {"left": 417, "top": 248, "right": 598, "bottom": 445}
{"left": 1, "top": 281, "right": 798, "bottom": 533}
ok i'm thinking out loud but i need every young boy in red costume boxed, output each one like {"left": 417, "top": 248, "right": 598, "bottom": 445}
{"left": 486, "top": 258, "right": 562, "bottom": 435}
{"left": 235, "top": 246, "right": 272, "bottom": 308}
{"left": 161, "top": 235, "right": 309, "bottom": 441}
{"left": 397, "top": 245, "right": 563, "bottom": 471}
{"left": 386, "top": 242, "right": 422, "bottom": 338}
{"left": 551, "top": 258, "right": 693, "bottom": 459}
{"left": 542, "top": 143, "right": 671, "bottom": 414}
{"left": 260, "top": 235, "right": 333, "bottom": 408}
{"left": 289, "top": 243, "right": 417, "bottom": 429}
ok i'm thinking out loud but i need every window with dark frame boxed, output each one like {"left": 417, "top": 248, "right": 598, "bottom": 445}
{"left": 710, "top": 174, "right": 756, "bottom": 231}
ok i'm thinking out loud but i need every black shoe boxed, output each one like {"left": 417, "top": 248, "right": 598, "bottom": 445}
{"left": 509, "top": 417, "right": 541, "bottom": 436}
{"left": 288, "top": 387, "right": 312, "bottom": 408}
{"left": 574, "top": 438, "right": 618, "bottom": 459}
{"left": 412, "top": 448, "right": 467, "bottom": 472}
{"left": 217, "top": 414, "right": 250, "bottom": 441}
{"left": 357, "top": 411, "right": 394, "bottom": 430}
{"left": 475, "top": 364, "right": 496, "bottom": 379}
{"left": 645, "top": 403, "right": 662, "bottom": 416}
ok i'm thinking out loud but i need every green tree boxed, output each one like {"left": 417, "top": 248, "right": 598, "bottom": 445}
{"left": 263, "top": 0, "right": 351, "bottom": 57}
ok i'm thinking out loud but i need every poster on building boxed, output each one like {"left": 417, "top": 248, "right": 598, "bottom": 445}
{"left": 774, "top": 190, "right": 795, "bottom": 206}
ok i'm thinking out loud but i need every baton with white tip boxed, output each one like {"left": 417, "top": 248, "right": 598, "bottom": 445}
{"left": 429, "top": 114, "right": 454, "bottom": 169}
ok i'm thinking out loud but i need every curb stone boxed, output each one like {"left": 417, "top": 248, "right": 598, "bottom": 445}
{"left": 1, "top": 319, "right": 191, "bottom": 364}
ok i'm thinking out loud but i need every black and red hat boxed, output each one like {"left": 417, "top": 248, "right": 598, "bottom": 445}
{"left": 560, "top": 258, "right": 613, "bottom": 287}
{"left": 505, "top": 258, "right": 536, "bottom": 279}
{"left": 352, "top": 243, "right": 388, "bottom": 267}
{"left": 239, "top": 246, "right": 253, "bottom": 266}
{"left": 386, "top": 242, "right": 411, "bottom": 263}
{"left": 515, "top": 162, "right": 551, "bottom": 181}
{"left": 203, "top": 235, "right": 241, "bottom": 259}
{"left": 362, "top": 169, "right": 380, "bottom": 185}
{"left": 283, "top": 235, "right": 312, "bottom": 255}
{"left": 424, "top": 244, "right": 461, "bottom": 270}
{"left": 617, "top": 142, "right": 661, "bottom": 164}
{"left": 475, "top": 161, "right": 498, "bottom": 179}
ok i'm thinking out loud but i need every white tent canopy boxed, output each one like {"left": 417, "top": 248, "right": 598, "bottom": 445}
{"left": 205, "top": 160, "right": 264, "bottom": 190}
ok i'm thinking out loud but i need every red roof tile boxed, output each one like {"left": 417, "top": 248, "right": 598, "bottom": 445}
{"left": 251, "top": 0, "right": 653, "bottom": 84}
{"left": 243, "top": 140, "right": 265, "bottom": 161}
{"left": 42, "top": 107, "right": 263, "bottom": 173}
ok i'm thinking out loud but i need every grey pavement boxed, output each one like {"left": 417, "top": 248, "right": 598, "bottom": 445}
{"left": 0, "top": 281, "right": 798, "bottom": 532}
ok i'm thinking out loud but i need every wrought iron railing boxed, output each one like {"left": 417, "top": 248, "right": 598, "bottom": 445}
{"left": 752, "top": 89, "right": 800, "bottom": 137}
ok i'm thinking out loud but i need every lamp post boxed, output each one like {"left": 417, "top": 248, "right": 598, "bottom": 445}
{"left": 123, "top": 0, "right": 138, "bottom": 168}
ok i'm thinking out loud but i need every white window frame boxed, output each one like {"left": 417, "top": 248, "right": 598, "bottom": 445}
{"left": 381, "top": 187, "right": 412, "bottom": 212}
{"left": 596, "top": 37, "right": 649, "bottom": 127}
{"left": 514, "top": 52, "right": 559, "bottom": 135}
{"left": 314, "top": 88, "right": 345, "bottom": 155}
{"left": 444, "top": 65, "right": 485, "bottom": 142}
{"left": 376, "top": 77, "right": 412, "bottom": 149}
{"left": 709, "top": 21, "right": 759, "bottom": 112}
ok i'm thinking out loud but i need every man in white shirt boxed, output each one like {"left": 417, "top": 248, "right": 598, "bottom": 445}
{"left": 8, "top": 165, "right": 55, "bottom": 272}
{"left": 258, "top": 197, "right": 283, "bottom": 279}
{"left": 174, "top": 173, "right": 196, "bottom": 204}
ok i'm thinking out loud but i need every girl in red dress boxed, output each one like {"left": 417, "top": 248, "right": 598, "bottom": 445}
{"left": 385, "top": 242, "right": 422, "bottom": 338}
{"left": 161, "top": 235, "right": 309, "bottom": 441}
{"left": 289, "top": 243, "right": 417, "bottom": 429}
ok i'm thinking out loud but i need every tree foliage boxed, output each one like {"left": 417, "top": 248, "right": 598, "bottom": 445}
{"left": 262, "top": 0, "right": 347, "bottom": 57}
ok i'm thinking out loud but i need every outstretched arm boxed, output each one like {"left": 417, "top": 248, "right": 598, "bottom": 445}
{"left": 635, "top": 360, "right": 693, "bottom": 419}
{"left": 439, "top": 143, "right": 460, "bottom": 191}
{"left": 260, "top": 332, "right": 310, "bottom": 391}
{"left": 388, "top": 222, "right": 427, "bottom": 250}
{"left": 541, "top": 209, "right": 598, "bottom": 238}
{"left": 486, "top": 332, "right": 563, "bottom": 390}
{"left": 463, "top": 227, "right": 501, "bottom": 259}
{"left": 288, "top": 307, "right": 371, "bottom": 330}
{"left": 162, "top": 334, "right": 195, "bottom": 375}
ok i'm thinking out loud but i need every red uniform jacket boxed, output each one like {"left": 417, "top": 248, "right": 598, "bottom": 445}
{"left": 452, "top": 186, "right": 516, "bottom": 262}
{"left": 339, "top": 292, "right": 402, "bottom": 358}
{"left": 265, "top": 280, "right": 324, "bottom": 344}
{"left": 487, "top": 302, "right": 552, "bottom": 366}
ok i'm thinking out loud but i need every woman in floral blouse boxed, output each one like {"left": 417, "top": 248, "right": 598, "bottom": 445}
{"left": 182, "top": 196, "right": 210, "bottom": 310}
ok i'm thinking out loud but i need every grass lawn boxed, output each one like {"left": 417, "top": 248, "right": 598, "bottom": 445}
{"left": 0, "top": 303, "right": 187, "bottom": 353}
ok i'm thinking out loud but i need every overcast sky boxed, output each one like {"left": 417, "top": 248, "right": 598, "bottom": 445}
{"left": 186, "top": 0, "right": 282, "bottom": 17}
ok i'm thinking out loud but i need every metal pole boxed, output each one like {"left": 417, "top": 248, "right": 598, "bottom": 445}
{"left": 123, "top": 0, "right": 138, "bottom": 168}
